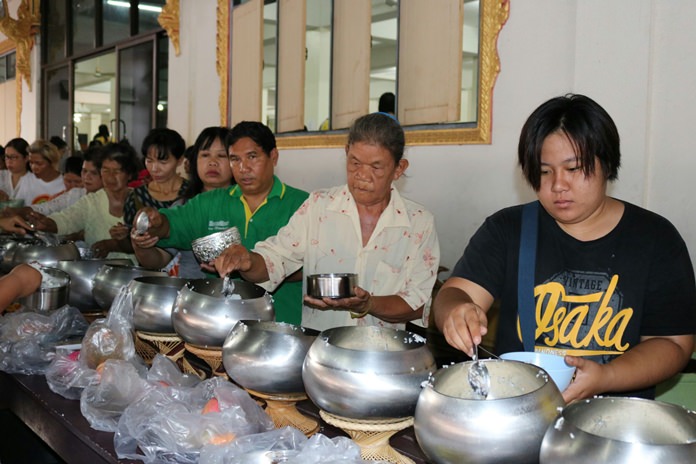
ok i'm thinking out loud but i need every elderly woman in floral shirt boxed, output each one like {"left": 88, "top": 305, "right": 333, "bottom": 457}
{"left": 211, "top": 113, "right": 440, "bottom": 331}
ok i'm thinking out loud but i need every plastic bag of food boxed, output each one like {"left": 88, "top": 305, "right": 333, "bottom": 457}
{"left": 80, "top": 285, "right": 135, "bottom": 370}
{"left": 45, "top": 349, "right": 99, "bottom": 399}
{"left": 199, "top": 426, "right": 380, "bottom": 464}
{"left": 147, "top": 354, "right": 200, "bottom": 389}
{"left": 0, "top": 305, "right": 88, "bottom": 374}
{"left": 114, "top": 377, "right": 274, "bottom": 463}
{"left": 80, "top": 358, "right": 152, "bottom": 432}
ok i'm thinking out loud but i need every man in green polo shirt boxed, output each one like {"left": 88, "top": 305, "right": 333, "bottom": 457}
{"left": 131, "top": 121, "right": 308, "bottom": 324}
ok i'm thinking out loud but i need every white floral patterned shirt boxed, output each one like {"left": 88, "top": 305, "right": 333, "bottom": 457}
{"left": 254, "top": 184, "right": 440, "bottom": 331}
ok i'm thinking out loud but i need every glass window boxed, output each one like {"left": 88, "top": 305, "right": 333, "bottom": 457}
{"left": 370, "top": 0, "right": 398, "bottom": 114}
{"left": 72, "top": 0, "right": 97, "bottom": 55}
{"left": 304, "top": 0, "right": 331, "bottom": 131}
{"left": 156, "top": 34, "right": 169, "bottom": 128}
{"left": 45, "top": 66, "right": 71, "bottom": 149}
{"left": 7, "top": 52, "right": 16, "bottom": 80}
{"left": 0, "top": 55, "right": 6, "bottom": 83}
{"left": 119, "top": 41, "right": 155, "bottom": 151}
{"left": 74, "top": 53, "right": 117, "bottom": 150}
{"left": 139, "top": 0, "right": 166, "bottom": 33}
{"left": 103, "top": 0, "right": 131, "bottom": 45}
{"left": 263, "top": 0, "right": 278, "bottom": 131}
{"left": 45, "top": 0, "right": 67, "bottom": 64}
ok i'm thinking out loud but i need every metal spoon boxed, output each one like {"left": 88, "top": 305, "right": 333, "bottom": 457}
{"left": 221, "top": 275, "right": 234, "bottom": 297}
{"left": 468, "top": 343, "right": 491, "bottom": 398}
{"left": 134, "top": 211, "right": 150, "bottom": 236}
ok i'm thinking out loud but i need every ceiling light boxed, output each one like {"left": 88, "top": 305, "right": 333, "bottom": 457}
{"left": 107, "top": 1, "right": 162, "bottom": 13}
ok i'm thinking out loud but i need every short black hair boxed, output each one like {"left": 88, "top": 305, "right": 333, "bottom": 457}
{"left": 49, "top": 136, "right": 68, "bottom": 150}
{"left": 141, "top": 128, "right": 186, "bottom": 161}
{"left": 64, "top": 156, "right": 83, "bottom": 176}
{"left": 227, "top": 121, "right": 276, "bottom": 156}
{"left": 518, "top": 94, "right": 621, "bottom": 191}
{"left": 378, "top": 92, "right": 396, "bottom": 114}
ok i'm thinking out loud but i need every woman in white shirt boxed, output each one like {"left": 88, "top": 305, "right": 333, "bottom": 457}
{"left": 0, "top": 138, "right": 30, "bottom": 203}
{"left": 14, "top": 139, "right": 64, "bottom": 205}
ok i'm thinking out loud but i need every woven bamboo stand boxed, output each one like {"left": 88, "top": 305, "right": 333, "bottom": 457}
{"left": 82, "top": 310, "right": 107, "bottom": 324}
{"left": 184, "top": 343, "right": 228, "bottom": 379}
{"left": 319, "top": 411, "right": 415, "bottom": 464}
{"left": 246, "top": 389, "right": 319, "bottom": 437}
{"left": 134, "top": 331, "right": 184, "bottom": 366}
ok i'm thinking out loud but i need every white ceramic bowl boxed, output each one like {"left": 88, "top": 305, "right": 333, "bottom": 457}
{"left": 500, "top": 351, "right": 576, "bottom": 391}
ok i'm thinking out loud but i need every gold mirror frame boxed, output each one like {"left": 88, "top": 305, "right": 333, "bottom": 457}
{"left": 218, "top": 0, "right": 510, "bottom": 149}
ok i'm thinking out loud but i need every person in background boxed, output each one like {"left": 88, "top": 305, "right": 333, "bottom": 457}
{"left": 378, "top": 91, "right": 396, "bottom": 117}
{"left": 433, "top": 94, "right": 696, "bottom": 403}
{"left": 22, "top": 148, "right": 103, "bottom": 216}
{"left": 0, "top": 138, "right": 30, "bottom": 203}
{"left": 211, "top": 113, "right": 440, "bottom": 331}
{"left": 14, "top": 142, "right": 140, "bottom": 261}
{"left": 50, "top": 135, "right": 71, "bottom": 173}
{"left": 0, "top": 145, "right": 5, "bottom": 170}
{"left": 131, "top": 126, "right": 234, "bottom": 278}
{"left": 13, "top": 140, "right": 65, "bottom": 205}
{"left": 92, "top": 124, "right": 111, "bottom": 146}
{"left": 131, "top": 122, "right": 308, "bottom": 324}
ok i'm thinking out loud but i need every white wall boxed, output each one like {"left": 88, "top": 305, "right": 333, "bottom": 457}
{"left": 271, "top": 0, "right": 696, "bottom": 274}
{"left": 168, "top": 0, "right": 696, "bottom": 274}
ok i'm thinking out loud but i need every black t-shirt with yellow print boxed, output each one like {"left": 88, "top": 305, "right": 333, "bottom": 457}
{"left": 452, "top": 200, "right": 696, "bottom": 398}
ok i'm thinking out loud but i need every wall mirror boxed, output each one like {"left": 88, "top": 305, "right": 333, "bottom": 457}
{"left": 223, "top": 0, "right": 509, "bottom": 148}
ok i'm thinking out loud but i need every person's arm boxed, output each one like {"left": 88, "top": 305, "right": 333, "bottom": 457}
{"left": 0, "top": 215, "right": 31, "bottom": 234}
{"left": 563, "top": 334, "right": 694, "bottom": 403}
{"left": 210, "top": 244, "right": 270, "bottom": 282}
{"left": 432, "top": 277, "right": 495, "bottom": 357}
{"left": 0, "top": 264, "right": 42, "bottom": 313}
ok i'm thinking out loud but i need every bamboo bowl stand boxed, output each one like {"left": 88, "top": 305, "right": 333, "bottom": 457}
{"left": 134, "top": 331, "right": 184, "bottom": 366}
{"left": 319, "top": 411, "right": 415, "bottom": 464}
{"left": 245, "top": 388, "right": 319, "bottom": 436}
{"left": 183, "top": 343, "right": 228, "bottom": 379}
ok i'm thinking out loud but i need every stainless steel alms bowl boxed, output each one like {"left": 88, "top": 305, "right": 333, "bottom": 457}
{"left": 171, "top": 278, "right": 275, "bottom": 347}
{"left": 222, "top": 320, "right": 320, "bottom": 394}
{"left": 7, "top": 239, "right": 80, "bottom": 270}
{"left": 414, "top": 360, "right": 565, "bottom": 464}
{"left": 91, "top": 264, "right": 167, "bottom": 310}
{"left": 191, "top": 226, "right": 242, "bottom": 263}
{"left": 540, "top": 396, "right": 696, "bottom": 464}
{"left": 55, "top": 258, "right": 132, "bottom": 311}
{"left": 19, "top": 267, "right": 71, "bottom": 311}
{"left": 306, "top": 273, "right": 357, "bottom": 299}
{"left": 129, "top": 276, "right": 190, "bottom": 333}
{"left": 302, "top": 325, "right": 436, "bottom": 419}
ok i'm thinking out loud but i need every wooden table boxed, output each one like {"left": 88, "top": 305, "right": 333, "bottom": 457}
{"left": 0, "top": 372, "right": 430, "bottom": 463}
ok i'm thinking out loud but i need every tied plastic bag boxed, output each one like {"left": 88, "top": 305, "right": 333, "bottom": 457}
{"left": 199, "top": 426, "right": 383, "bottom": 464}
{"left": 80, "top": 285, "right": 136, "bottom": 370}
{"left": 115, "top": 377, "right": 274, "bottom": 463}
{"left": 45, "top": 349, "right": 99, "bottom": 399}
{"left": 80, "top": 358, "right": 151, "bottom": 432}
{"left": 0, "top": 305, "right": 88, "bottom": 375}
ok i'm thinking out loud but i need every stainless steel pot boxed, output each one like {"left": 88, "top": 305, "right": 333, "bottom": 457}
{"left": 55, "top": 258, "right": 132, "bottom": 311}
{"left": 19, "top": 267, "right": 71, "bottom": 311}
{"left": 302, "top": 325, "right": 436, "bottom": 419}
{"left": 305, "top": 273, "right": 357, "bottom": 299}
{"left": 129, "top": 276, "right": 190, "bottom": 333}
{"left": 414, "top": 360, "right": 565, "bottom": 464}
{"left": 92, "top": 264, "right": 166, "bottom": 310}
{"left": 171, "top": 279, "right": 274, "bottom": 347}
{"left": 540, "top": 396, "right": 696, "bottom": 463}
{"left": 222, "top": 320, "right": 320, "bottom": 394}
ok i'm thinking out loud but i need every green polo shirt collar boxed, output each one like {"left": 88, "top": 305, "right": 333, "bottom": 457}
{"left": 228, "top": 175, "right": 286, "bottom": 200}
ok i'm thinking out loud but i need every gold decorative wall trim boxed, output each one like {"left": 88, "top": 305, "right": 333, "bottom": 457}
{"left": 0, "top": 38, "right": 14, "bottom": 54}
{"left": 217, "top": 0, "right": 229, "bottom": 127}
{"left": 158, "top": 0, "right": 180, "bottom": 56}
{"left": 0, "top": 0, "right": 40, "bottom": 136}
